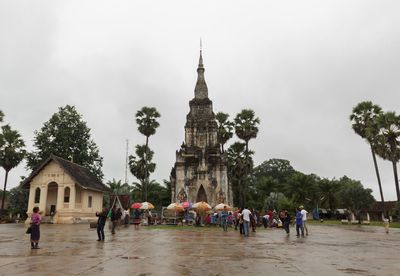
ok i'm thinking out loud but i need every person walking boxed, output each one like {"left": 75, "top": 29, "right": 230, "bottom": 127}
{"left": 282, "top": 209, "right": 291, "bottom": 235}
{"left": 111, "top": 206, "right": 118, "bottom": 234}
{"left": 123, "top": 208, "right": 130, "bottom": 226}
{"left": 133, "top": 208, "right": 141, "bottom": 229}
{"left": 234, "top": 208, "right": 240, "bottom": 231}
{"left": 220, "top": 206, "right": 228, "bottom": 232}
{"left": 30, "top": 207, "right": 42, "bottom": 249}
{"left": 96, "top": 208, "right": 107, "bottom": 241}
{"left": 295, "top": 208, "right": 304, "bottom": 237}
{"left": 299, "top": 205, "right": 309, "bottom": 235}
{"left": 250, "top": 209, "right": 257, "bottom": 232}
{"left": 241, "top": 207, "right": 252, "bottom": 237}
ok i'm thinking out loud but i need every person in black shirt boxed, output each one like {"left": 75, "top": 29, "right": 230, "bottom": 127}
{"left": 96, "top": 208, "right": 108, "bottom": 241}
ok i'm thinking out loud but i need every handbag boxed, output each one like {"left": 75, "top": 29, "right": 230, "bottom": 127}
{"left": 26, "top": 226, "right": 31, "bottom": 234}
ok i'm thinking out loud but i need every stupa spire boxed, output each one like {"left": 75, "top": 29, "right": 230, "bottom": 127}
{"left": 194, "top": 39, "right": 208, "bottom": 99}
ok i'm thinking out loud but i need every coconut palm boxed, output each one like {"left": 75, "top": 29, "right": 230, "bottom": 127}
{"left": 318, "top": 178, "right": 341, "bottom": 211}
{"left": 350, "top": 101, "right": 385, "bottom": 208}
{"left": 374, "top": 112, "right": 400, "bottom": 201}
{"left": 106, "top": 178, "right": 132, "bottom": 195}
{"left": 215, "top": 112, "right": 234, "bottom": 153}
{"left": 132, "top": 179, "right": 160, "bottom": 203}
{"left": 0, "top": 124, "right": 26, "bottom": 210}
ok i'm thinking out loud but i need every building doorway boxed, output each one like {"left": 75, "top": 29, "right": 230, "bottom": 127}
{"left": 196, "top": 185, "right": 208, "bottom": 203}
{"left": 46, "top": 182, "right": 58, "bottom": 216}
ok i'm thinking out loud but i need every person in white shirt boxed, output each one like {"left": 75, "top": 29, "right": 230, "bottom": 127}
{"left": 299, "top": 205, "right": 308, "bottom": 235}
{"left": 241, "top": 207, "right": 252, "bottom": 237}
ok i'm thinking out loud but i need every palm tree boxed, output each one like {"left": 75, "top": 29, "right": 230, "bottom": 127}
{"left": 215, "top": 112, "right": 234, "bottom": 153}
{"left": 375, "top": 112, "right": 400, "bottom": 202}
{"left": 0, "top": 124, "right": 26, "bottom": 211}
{"left": 106, "top": 178, "right": 132, "bottom": 195}
{"left": 227, "top": 142, "right": 253, "bottom": 207}
{"left": 284, "top": 172, "right": 318, "bottom": 206}
{"left": 132, "top": 179, "right": 159, "bottom": 202}
{"left": 234, "top": 109, "right": 260, "bottom": 154}
{"left": 136, "top": 107, "right": 161, "bottom": 152}
{"left": 350, "top": 101, "right": 386, "bottom": 210}
{"left": 135, "top": 107, "right": 160, "bottom": 201}
{"left": 129, "top": 145, "right": 156, "bottom": 201}
{"left": 318, "top": 178, "right": 341, "bottom": 211}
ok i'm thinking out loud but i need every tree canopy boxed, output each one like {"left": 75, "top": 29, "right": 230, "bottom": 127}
{"left": 216, "top": 112, "right": 234, "bottom": 153}
{"left": 26, "top": 105, "right": 104, "bottom": 179}
{"left": 0, "top": 122, "right": 26, "bottom": 211}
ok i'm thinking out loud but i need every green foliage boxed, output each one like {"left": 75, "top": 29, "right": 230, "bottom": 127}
{"left": 215, "top": 112, "right": 234, "bottom": 153}
{"left": 241, "top": 155, "right": 378, "bottom": 219}
{"left": 275, "top": 194, "right": 296, "bottom": 212}
{"left": 7, "top": 185, "right": 29, "bottom": 218}
{"left": 131, "top": 179, "right": 170, "bottom": 208}
{"left": 253, "top": 158, "right": 295, "bottom": 188}
{"left": 0, "top": 125, "right": 26, "bottom": 172}
{"left": 318, "top": 178, "right": 341, "bottom": 211}
{"left": 0, "top": 110, "right": 4, "bottom": 123}
{"left": 129, "top": 145, "right": 156, "bottom": 182}
{"left": 284, "top": 172, "right": 320, "bottom": 207}
{"left": 135, "top": 106, "right": 161, "bottom": 139}
{"left": 227, "top": 142, "right": 253, "bottom": 207}
{"left": 26, "top": 105, "right": 103, "bottom": 179}
{"left": 0, "top": 122, "right": 26, "bottom": 210}
{"left": 234, "top": 109, "right": 260, "bottom": 152}
{"left": 391, "top": 202, "right": 400, "bottom": 221}
{"left": 106, "top": 178, "right": 132, "bottom": 195}
{"left": 132, "top": 106, "right": 160, "bottom": 202}
{"left": 350, "top": 101, "right": 382, "bottom": 144}
{"left": 375, "top": 112, "right": 400, "bottom": 162}
{"left": 375, "top": 111, "right": 400, "bottom": 201}
{"left": 337, "top": 176, "right": 375, "bottom": 221}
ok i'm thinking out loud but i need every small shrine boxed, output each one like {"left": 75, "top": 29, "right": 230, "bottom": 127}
{"left": 22, "top": 155, "right": 109, "bottom": 224}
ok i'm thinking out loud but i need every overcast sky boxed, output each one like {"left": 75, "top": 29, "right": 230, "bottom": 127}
{"left": 1, "top": 1, "right": 400, "bottom": 201}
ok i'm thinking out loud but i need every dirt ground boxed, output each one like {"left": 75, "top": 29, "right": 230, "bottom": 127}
{"left": 0, "top": 222, "right": 399, "bottom": 276}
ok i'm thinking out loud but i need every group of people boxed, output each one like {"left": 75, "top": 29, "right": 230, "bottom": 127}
{"left": 26, "top": 204, "right": 310, "bottom": 250}
{"left": 95, "top": 206, "right": 142, "bottom": 241}
{"left": 216, "top": 205, "right": 310, "bottom": 238}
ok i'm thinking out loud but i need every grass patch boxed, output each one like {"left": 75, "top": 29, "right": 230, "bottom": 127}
{"left": 142, "top": 225, "right": 223, "bottom": 231}
{"left": 307, "top": 219, "right": 400, "bottom": 228}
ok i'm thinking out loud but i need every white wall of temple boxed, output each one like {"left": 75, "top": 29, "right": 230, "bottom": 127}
{"left": 25, "top": 160, "right": 104, "bottom": 223}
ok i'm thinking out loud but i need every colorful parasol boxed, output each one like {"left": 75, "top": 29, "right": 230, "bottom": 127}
{"left": 140, "top": 201, "right": 155, "bottom": 210}
{"left": 182, "top": 201, "right": 192, "bottom": 209}
{"left": 214, "top": 203, "right": 232, "bottom": 211}
{"left": 131, "top": 202, "right": 142, "bottom": 209}
{"left": 192, "top": 201, "right": 212, "bottom": 212}
{"left": 167, "top": 202, "right": 184, "bottom": 212}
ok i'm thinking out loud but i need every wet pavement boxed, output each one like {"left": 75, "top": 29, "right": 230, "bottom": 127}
{"left": 0, "top": 223, "right": 399, "bottom": 276}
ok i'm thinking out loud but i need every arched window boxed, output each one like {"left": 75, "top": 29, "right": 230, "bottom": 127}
{"left": 34, "top": 188, "right": 41, "bottom": 203}
{"left": 88, "top": 196, "right": 92, "bottom": 208}
{"left": 64, "top": 187, "right": 70, "bottom": 203}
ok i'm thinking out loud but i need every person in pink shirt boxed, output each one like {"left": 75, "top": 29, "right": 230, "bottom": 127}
{"left": 30, "top": 207, "right": 42, "bottom": 249}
